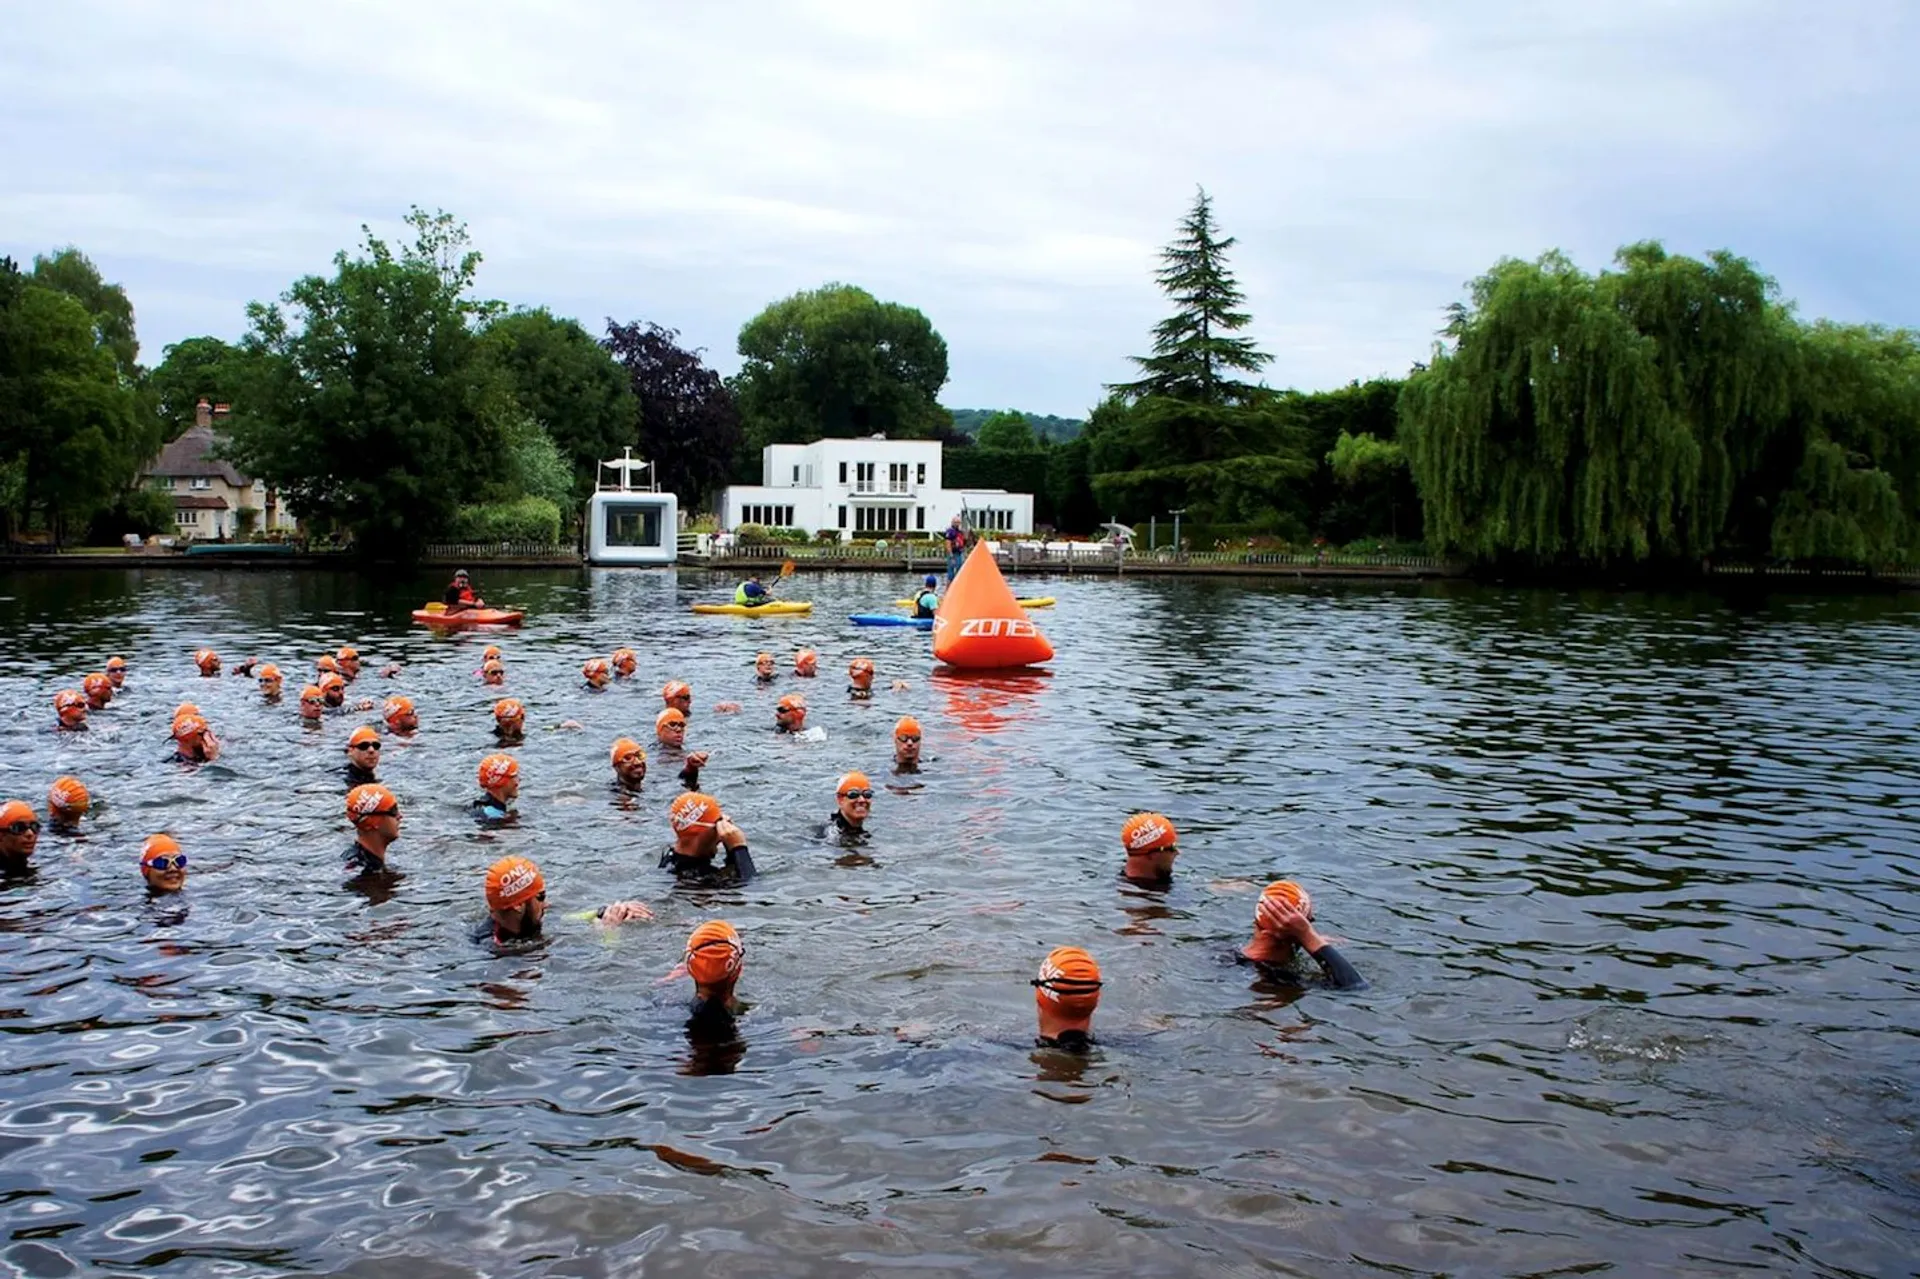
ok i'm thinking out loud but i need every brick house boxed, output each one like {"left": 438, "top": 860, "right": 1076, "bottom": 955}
{"left": 141, "top": 400, "right": 296, "bottom": 539}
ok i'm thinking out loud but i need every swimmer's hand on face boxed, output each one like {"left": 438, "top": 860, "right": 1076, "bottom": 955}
{"left": 596, "top": 900, "right": 655, "bottom": 926}
{"left": 1261, "top": 899, "right": 1328, "bottom": 952}
{"left": 715, "top": 817, "right": 746, "bottom": 848}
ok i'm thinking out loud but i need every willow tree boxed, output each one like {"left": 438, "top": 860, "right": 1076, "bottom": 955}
{"left": 1401, "top": 245, "right": 1801, "bottom": 565}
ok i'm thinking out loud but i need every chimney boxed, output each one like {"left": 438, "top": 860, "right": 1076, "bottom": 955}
{"left": 195, "top": 398, "right": 212, "bottom": 429}
{"left": 213, "top": 403, "right": 231, "bottom": 419}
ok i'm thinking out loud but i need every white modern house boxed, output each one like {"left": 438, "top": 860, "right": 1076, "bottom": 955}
{"left": 716, "top": 436, "right": 1033, "bottom": 540}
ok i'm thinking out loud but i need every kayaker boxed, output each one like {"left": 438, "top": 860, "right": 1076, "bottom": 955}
{"left": 140, "top": 834, "right": 188, "bottom": 894}
{"left": 893, "top": 716, "right": 922, "bottom": 772}
{"left": 343, "top": 726, "right": 382, "bottom": 786}
{"left": 912, "top": 575, "right": 940, "bottom": 618}
{"left": 1033, "top": 946, "right": 1102, "bottom": 1052}
{"left": 474, "top": 754, "right": 520, "bottom": 825}
{"left": 344, "top": 784, "right": 401, "bottom": 878}
{"left": 733, "top": 574, "right": 772, "bottom": 608}
{"left": 661, "top": 792, "right": 755, "bottom": 885}
{"left": 443, "top": 569, "right": 483, "bottom": 615}
{"left": 1238, "top": 881, "right": 1367, "bottom": 990}
{"left": 0, "top": 800, "right": 40, "bottom": 877}
{"left": 1119, "top": 812, "right": 1179, "bottom": 887}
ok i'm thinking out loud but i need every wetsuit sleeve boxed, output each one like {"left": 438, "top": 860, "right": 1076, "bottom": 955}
{"left": 1309, "top": 943, "right": 1367, "bottom": 991}
{"left": 679, "top": 759, "right": 701, "bottom": 787}
{"left": 725, "top": 844, "right": 756, "bottom": 883}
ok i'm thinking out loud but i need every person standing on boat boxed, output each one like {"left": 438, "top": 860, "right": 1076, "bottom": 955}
{"left": 443, "top": 569, "right": 483, "bottom": 615}
{"left": 943, "top": 517, "right": 968, "bottom": 582}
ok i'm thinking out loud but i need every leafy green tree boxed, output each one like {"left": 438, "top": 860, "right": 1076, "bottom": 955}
{"left": 479, "top": 309, "right": 636, "bottom": 499}
{"left": 733, "top": 283, "right": 949, "bottom": 450}
{"left": 148, "top": 336, "right": 248, "bottom": 439}
{"left": 225, "top": 208, "right": 511, "bottom": 557}
{"left": 975, "top": 409, "right": 1037, "bottom": 451}
{"left": 31, "top": 248, "right": 139, "bottom": 382}
{"left": 602, "top": 320, "right": 742, "bottom": 508}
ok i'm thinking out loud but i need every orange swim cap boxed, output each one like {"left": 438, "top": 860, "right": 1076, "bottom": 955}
{"left": 47, "top": 776, "right": 90, "bottom": 817}
{"left": 655, "top": 707, "right": 687, "bottom": 737}
{"left": 669, "top": 791, "right": 720, "bottom": 833}
{"left": 299, "top": 684, "right": 325, "bottom": 705}
{"left": 482, "top": 645, "right": 503, "bottom": 661}
{"left": 318, "top": 673, "right": 346, "bottom": 693}
{"left": 794, "top": 649, "right": 817, "bottom": 673}
{"left": 84, "top": 672, "right": 112, "bottom": 698}
{"left": 0, "top": 799, "right": 36, "bottom": 828}
{"left": 172, "top": 702, "right": 201, "bottom": 722}
{"left": 382, "top": 695, "right": 414, "bottom": 722}
{"left": 1033, "top": 946, "right": 1102, "bottom": 1016}
{"left": 481, "top": 659, "right": 505, "bottom": 678}
{"left": 348, "top": 725, "right": 381, "bottom": 748}
{"left": 141, "top": 833, "right": 181, "bottom": 865}
{"left": 1120, "top": 812, "right": 1178, "bottom": 854}
{"left": 685, "top": 920, "right": 744, "bottom": 985}
{"left": 583, "top": 658, "right": 610, "bottom": 682}
{"left": 55, "top": 689, "right": 87, "bottom": 712}
{"left": 849, "top": 657, "right": 874, "bottom": 678}
{"left": 493, "top": 697, "right": 524, "bottom": 722}
{"left": 1254, "top": 881, "right": 1313, "bottom": 931}
{"left": 478, "top": 754, "right": 520, "bottom": 791}
{"left": 257, "top": 663, "right": 282, "bottom": 681}
{"left": 894, "top": 715, "right": 921, "bottom": 740}
{"left": 775, "top": 693, "right": 805, "bottom": 715}
{"left": 316, "top": 654, "right": 339, "bottom": 674}
{"left": 337, "top": 645, "right": 358, "bottom": 661}
{"left": 171, "top": 714, "right": 208, "bottom": 740}
{"left": 836, "top": 770, "right": 873, "bottom": 797}
{"left": 610, "top": 737, "right": 645, "bottom": 766}
{"left": 345, "top": 784, "right": 398, "bottom": 823}
{"left": 105, "top": 656, "right": 126, "bottom": 671}
{"left": 194, "top": 648, "right": 220, "bottom": 671}
{"left": 662, "top": 680, "right": 691, "bottom": 702}
{"left": 485, "top": 855, "right": 544, "bottom": 910}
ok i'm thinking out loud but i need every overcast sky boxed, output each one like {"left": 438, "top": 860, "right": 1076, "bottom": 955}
{"left": 5, "top": 0, "right": 1915, "bottom": 417}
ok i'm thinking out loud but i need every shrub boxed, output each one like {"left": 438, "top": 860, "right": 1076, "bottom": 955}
{"left": 446, "top": 497, "right": 562, "bottom": 544}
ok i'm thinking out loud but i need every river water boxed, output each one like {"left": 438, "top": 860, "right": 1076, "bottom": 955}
{"left": 0, "top": 567, "right": 1913, "bottom": 1278}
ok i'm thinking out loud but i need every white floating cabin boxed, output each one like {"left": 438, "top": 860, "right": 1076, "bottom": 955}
{"left": 586, "top": 450, "right": 678, "bottom": 566}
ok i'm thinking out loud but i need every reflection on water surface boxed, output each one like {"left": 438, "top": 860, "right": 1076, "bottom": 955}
{"left": 0, "top": 568, "right": 1915, "bottom": 1276}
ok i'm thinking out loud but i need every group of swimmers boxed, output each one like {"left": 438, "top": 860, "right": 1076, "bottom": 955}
{"left": 5, "top": 628, "right": 1363, "bottom": 1051}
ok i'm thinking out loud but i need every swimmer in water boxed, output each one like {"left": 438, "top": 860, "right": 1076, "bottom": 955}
{"left": 612, "top": 648, "right": 638, "bottom": 678}
{"left": 316, "top": 654, "right": 340, "bottom": 681}
{"left": 1032, "top": 946, "right": 1102, "bottom": 1052}
{"left": 336, "top": 646, "right": 361, "bottom": 680}
{"left": 774, "top": 694, "right": 807, "bottom": 734}
{"left": 793, "top": 649, "right": 818, "bottom": 677}
{"left": 344, "top": 784, "right": 401, "bottom": 877}
{"left": 661, "top": 792, "right": 755, "bottom": 885}
{"left": 1119, "top": 812, "right": 1179, "bottom": 887}
{"left": 476, "top": 857, "right": 653, "bottom": 947}
{"left": 826, "top": 771, "right": 873, "bottom": 842}
{"left": 319, "top": 672, "right": 347, "bottom": 708}
{"left": 344, "top": 726, "right": 382, "bottom": 785}
{"left": 256, "top": 664, "right": 284, "bottom": 701}
{"left": 171, "top": 714, "right": 220, "bottom": 763}
{"left": 848, "top": 657, "right": 874, "bottom": 699}
{"left": 480, "top": 658, "right": 506, "bottom": 687}
{"left": 611, "top": 738, "right": 649, "bottom": 790}
{"left": 474, "top": 754, "right": 520, "bottom": 825}
{"left": 139, "top": 834, "right": 188, "bottom": 894}
{"left": 0, "top": 800, "right": 40, "bottom": 876}
{"left": 754, "top": 652, "right": 776, "bottom": 683}
{"left": 655, "top": 707, "right": 689, "bottom": 748}
{"left": 893, "top": 717, "right": 922, "bottom": 772}
{"left": 46, "top": 777, "right": 90, "bottom": 832}
{"left": 104, "top": 656, "right": 127, "bottom": 689}
{"left": 383, "top": 695, "right": 418, "bottom": 735}
{"left": 684, "top": 920, "right": 746, "bottom": 1021}
{"left": 1239, "top": 881, "right": 1366, "bottom": 990}
{"left": 493, "top": 698, "right": 525, "bottom": 744}
{"left": 662, "top": 680, "right": 693, "bottom": 716}
{"left": 194, "top": 649, "right": 221, "bottom": 677}
{"left": 482, "top": 644, "right": 503, "bottom": 663}
{"left": 582, "top": 657, "right": 611, "bottom": 690}
{"left": 298, "top": 685, "right": 327, "bottom": 723}
{"left": 83, "top": 672, "right": 113, "bottom": 710}
{"left": 54, "top": 690, "right": 88, "bottom": 731}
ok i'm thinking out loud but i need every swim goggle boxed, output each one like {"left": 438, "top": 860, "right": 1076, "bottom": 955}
{"left": 895, "top": 734, "right": 921, "bottom": 744}
{"left": 143, "top": 852, "right": 188, "bottom": 871}
{"left": 1031, "top": 974, "right": 1104, "bottom": 996}
{"left": 350, "top": 740, "right": 382, "bottom": 752}
{"left": 839, "top": 788, "right": 875, "bottom": 800}
{"left": 6, "top": 819, "right": 41, "bottom": 835}
{"left": 686, "top": 936, "right": 746, "bottom": 967}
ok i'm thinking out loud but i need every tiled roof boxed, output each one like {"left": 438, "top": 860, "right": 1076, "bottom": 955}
{"left": 173, "top": 494, "right": 230, "bottom": 511}
{"left": 146, "top": 425, "right": 249, "bottom": 486}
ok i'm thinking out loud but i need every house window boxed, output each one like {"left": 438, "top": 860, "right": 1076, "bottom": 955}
{"left": 190, "top": 477, "right": 211, "bottom": 490}
{"left": 855, "top": 462, "right": 875, "bottom": 493}
{"left": 839, "top": 462, "right": 848, "bottom": 484}
{"left": 915, "top": 507, "right": 925, "bottom": 531}
{"left": 838, "top": 505, "right": 847, "bottom": 529}
{"left": 916, "top": 463, "right": 926, "bottom": 485}
{"left": 888, "top": 463, "right": 909, "bottom": 493}
{"left": 791, "top": 465, "right": 800, "bottom": 484}
{"left": 175, "top": 510, "right": 198, "bottom": 526}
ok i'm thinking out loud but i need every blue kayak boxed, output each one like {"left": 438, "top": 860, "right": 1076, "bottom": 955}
{"left": 850, "top": 613, "right": 933, "bottom": 628}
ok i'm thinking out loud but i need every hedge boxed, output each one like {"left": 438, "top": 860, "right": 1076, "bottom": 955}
{"left": 446, "top": 497, "right": 562, "bottom": 544}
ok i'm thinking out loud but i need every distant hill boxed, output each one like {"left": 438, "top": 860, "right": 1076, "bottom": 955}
{"left": 947, "top": 408, "right": 1084, "bottom": 443}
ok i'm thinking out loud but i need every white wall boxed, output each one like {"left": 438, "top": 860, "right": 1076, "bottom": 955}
{"left": 724, "top": 437, "right": 1026, "bottom": 540}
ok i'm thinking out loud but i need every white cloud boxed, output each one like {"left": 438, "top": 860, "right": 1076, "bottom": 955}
{"left": 3, "top": 0, "right": 1915, "bottom": 413}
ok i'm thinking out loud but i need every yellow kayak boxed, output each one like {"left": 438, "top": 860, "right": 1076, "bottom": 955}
{"left": 691, "top": 601, "right": 814, "bottom": 616}
{"left": 895, "top": 596, "right": 1055, "bottom": 609}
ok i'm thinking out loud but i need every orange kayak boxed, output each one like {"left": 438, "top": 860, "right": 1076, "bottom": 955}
{"left": 412, "top": 604, "right": 524, "bottom": 628}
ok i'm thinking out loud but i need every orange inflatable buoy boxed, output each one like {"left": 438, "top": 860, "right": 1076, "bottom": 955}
{"left": 932, "top": 545, "right": 1054, "bottom": 669}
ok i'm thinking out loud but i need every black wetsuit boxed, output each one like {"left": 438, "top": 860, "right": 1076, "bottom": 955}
{"left": 821, "top": 811, "right": 868, "bottom": 846}
{"left": 344, "top": 763, "right": 378, "bottom": 787}
{"left": 472, "top": 797, "right": 515, "bottom": 826}
{"left": 1241, "top": 943, "right": 1367, "bottom": 990}
{"left": 1036, "top": 1029, "right": 1093, "bottom": 1054}
{"left": 659, "top": 843, "right": 756, "bottom": 885}
{"left": 343, "top": 842, "right": 387, "bottom": 878}
{"left": 472, "top": 915, "right": 542, "bottom": 946}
